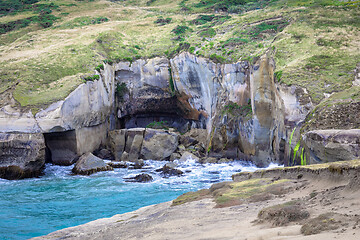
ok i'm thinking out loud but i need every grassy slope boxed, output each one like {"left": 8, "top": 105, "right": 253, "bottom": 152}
{"left": 0, "top": 0, "right": 359, "bottom": 111}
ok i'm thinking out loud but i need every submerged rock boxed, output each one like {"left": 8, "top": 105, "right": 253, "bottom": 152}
{"left": 0, "top": 133, "right": 45, "bottom": 180}
{"left": 124, "top": 173, "right": 153, "bottom": 183}
{"left": 72, "top": 153, "right": 113, "bottom": 175}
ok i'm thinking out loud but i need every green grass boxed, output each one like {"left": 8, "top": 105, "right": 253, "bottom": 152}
{"left": 0, "top": 0, "right": 359, "bottom": 111}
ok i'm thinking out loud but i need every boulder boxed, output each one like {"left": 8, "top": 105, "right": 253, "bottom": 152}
{"left": 0, "top": 133, "right": 45, "bottom": 180}
{"left": 124, "top": 173, "right": 153, "bottom": 183}
{"left": 170, "top": 152, "right": 181, "bottom": 161}
{"left": 156, "top": 164, "right": 183, "bottom": 177}
{"left": 179, "top": 151, "right": 199, "bottom": 162}
{"left": 95, "top": 149, "right": 113, "bottom": 160}
{"left": 140, "top": 129, "right": 179, "bottom": 160}
{"left": 303, "top": 129, "right": 360, "bottom": 163}
{"left": 72, "top": 153, "right": 113, "bottom": 175}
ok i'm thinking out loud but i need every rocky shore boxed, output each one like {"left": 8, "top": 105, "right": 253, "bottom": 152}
{"left": 32, "top": 160, "right": 360, "bottom": 240}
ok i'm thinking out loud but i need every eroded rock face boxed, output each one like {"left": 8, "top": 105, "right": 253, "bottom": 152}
{"left": 303, "top": 129, "right": 360, "bottom": 163}
{"left": 0, "top": 53, "right": 314, "bottom": 169}
{"left": 141, "top": 129, "right": 179, "bottom": 160}
{"left": 72, "top": 153, "right": 113, "bottom": 175}
{"left": 0, "top": 133, "right": 45, "bottom": 179}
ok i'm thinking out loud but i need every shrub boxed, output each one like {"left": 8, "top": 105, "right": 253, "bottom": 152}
{"left": 146, "top": 121, "right": 169, "bottom": 130}
{"left": 172, "top": 25, "right": 190, "bottom": 35}
{"left": 198, "top": 28, "right": 216, "bottom": 38}
{"left": 95, "top": 64, "right": 104, "bottom": 72}
{"left": 116, "top": 82, "right": 128, "bottom": 102}
{"left": 103, "top": 59, "right": 113, "bottom": 65}
{"left": 189, "top": 46, "right": 196, "bottom": 53}
{"left": 210, "top": 53, "right": 226, "bottom": 63}
{"left": 154, "top": 16, "right": 172, "bottom": 25}
{"left": 223, "top": 38, "right": 248, "bottom": 47}
{"left": 84, "top": 75, "right": 100, "bottom": 81}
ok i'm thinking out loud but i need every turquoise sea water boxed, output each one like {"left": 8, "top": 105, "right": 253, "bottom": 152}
{"left": 0, "top": 159, "right": 272, "bottom": 240}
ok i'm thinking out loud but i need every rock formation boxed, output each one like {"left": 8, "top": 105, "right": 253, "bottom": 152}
{"left": 72, "top": 153, "right": 113, "bottom": 175}
{"left": 2, "top": 51, "right": 359, "bottom": 179}
{"left": 0, "top": 133, "right": 45, "bottom": 179}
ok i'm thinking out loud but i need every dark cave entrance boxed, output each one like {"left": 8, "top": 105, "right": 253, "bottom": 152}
{"left": 43, "top": 130, "right": 78, "bottom": 166}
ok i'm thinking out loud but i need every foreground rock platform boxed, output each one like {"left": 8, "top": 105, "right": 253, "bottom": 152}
{"left": 33, "top": 160, "right": 360, "bottom": 240}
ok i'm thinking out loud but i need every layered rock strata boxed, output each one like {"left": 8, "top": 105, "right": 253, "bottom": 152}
{"left": 0, "top": 133, "right": 45, "bottom": 179}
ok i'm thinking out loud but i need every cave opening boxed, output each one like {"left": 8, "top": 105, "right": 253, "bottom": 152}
{"left": 43, "top": 130, "right": 78, "bottom": 166}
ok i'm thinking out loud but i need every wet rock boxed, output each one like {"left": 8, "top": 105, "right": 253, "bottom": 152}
{"left": 72, "top": 153, "right": 113, "bottom": 175}
{"left": 108, "top": 161, "right": 127, "bottom": 168}
{"left": 156, "top": 165, "right": 183, "bottom": 177}
{"left": 133, "top": 159, "right": 145, "bottom": 169}
{"left": 124, "top": 173, "right": 153, "bottom": 183}
{"left": 0, "top": 133, "right": 45, "bottom": 180}
{"left": 179, "top": 152, "right": 199, "bottom": 162}
{"left": 140, "top": 129, "right": 179, "bottom": 160}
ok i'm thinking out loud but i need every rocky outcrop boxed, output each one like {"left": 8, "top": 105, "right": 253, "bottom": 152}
{"left": 0, "top": 133, "right": 45, "bottom": 179}
{"left": 72, "top": 153, "right": 113, "bottom": 175}
{"left": 303, "top": 129, "right": 360, "bottom": 163}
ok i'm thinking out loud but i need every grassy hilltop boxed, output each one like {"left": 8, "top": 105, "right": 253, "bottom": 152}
{"left": 0, "top": 0, "right": 359, "bottom": 112}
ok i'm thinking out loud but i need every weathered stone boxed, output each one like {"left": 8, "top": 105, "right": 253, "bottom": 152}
{"left": 0, "top": 133, "right": 45, "bottom": 180}
{"left": 72, "top": 153, "right": 113, "bottom": 175}
{"left": 141, "top": 129, "right": 179, "bottom": 160}
{"left": 303, "top": 129, "right": 360, "bottom": 163}
{"left": 179, "top": 152, "right": 199, "bottom": 162}
{"left": 124, "top": 173, "right": 153, "bottom": 183}
{"left": 109, "top": 129, "right": 126, "bottom": 161}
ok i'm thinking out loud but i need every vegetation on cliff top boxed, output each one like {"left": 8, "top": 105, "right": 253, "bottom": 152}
{"left": 0, "top": 0, "right": 359, "bottom": 110}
